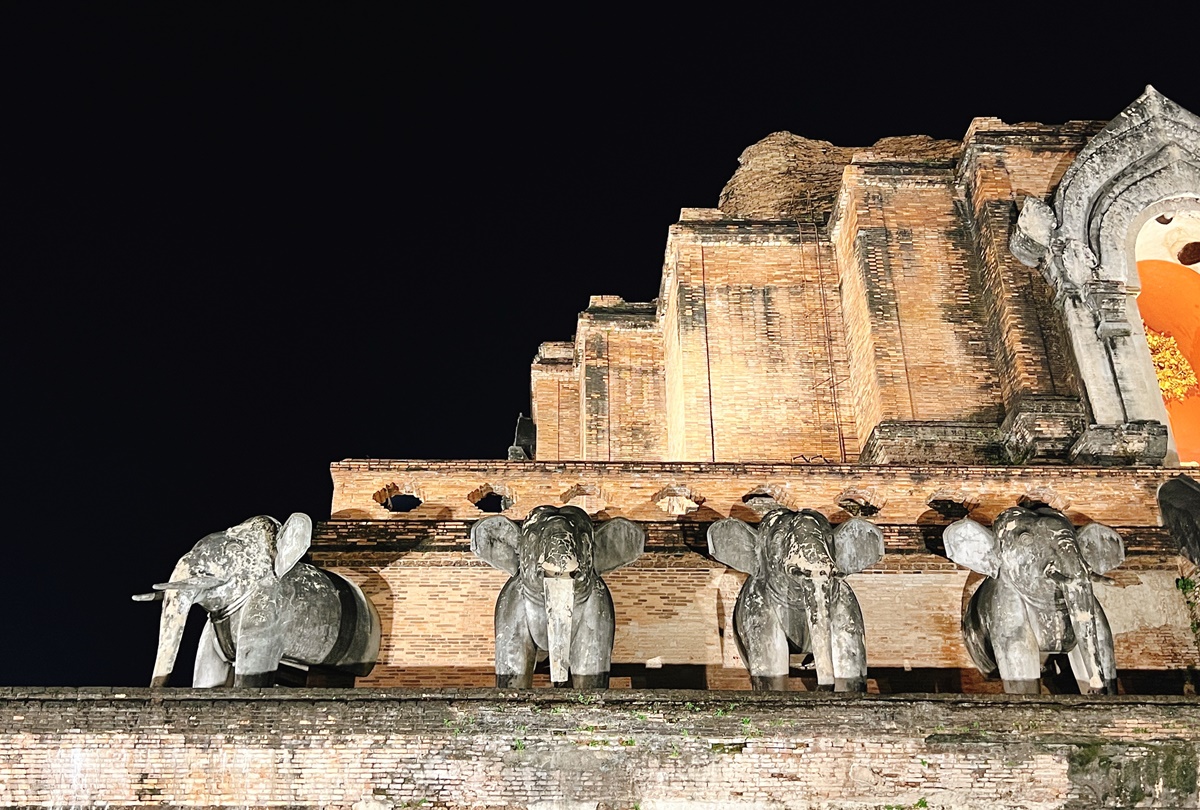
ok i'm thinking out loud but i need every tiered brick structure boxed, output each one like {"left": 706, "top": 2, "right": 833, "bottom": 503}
{"left": 318, "top": 87, "right": 1200, "bottom": 694}
{"left": 7, "top": 87, "right": 1200, "bottom": 809}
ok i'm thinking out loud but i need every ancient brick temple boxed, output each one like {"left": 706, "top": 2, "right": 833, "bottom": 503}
{"left": 318, "top": 86, "right": 1200, "bottom": 694}
{"left": 9, "top": 88, "right": 1200, "bottom": 810}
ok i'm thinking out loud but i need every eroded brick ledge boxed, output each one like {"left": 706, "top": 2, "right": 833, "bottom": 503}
{"left": 4, "top": 688, "right": 1198, "bottom": 809}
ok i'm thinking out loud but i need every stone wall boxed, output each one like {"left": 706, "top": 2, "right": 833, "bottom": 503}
{"left": 5, "top": 688, "right": 1198, "bottom": 809}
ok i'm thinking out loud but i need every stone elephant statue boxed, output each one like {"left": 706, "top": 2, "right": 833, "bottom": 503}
{"left": 470, "top": 505, "right": 644, "bottom": 688}
{"left": 707, "top": 508, "right": 884, "bottom": 692}
{"left": 134, "top": 513, "right": 381, "bottom": 687}
{"left": 1159, "top": 473, "right": 1200, "bottom": 565}
{"left": 944, "top": 506, "right": 1124, "bottom": 694}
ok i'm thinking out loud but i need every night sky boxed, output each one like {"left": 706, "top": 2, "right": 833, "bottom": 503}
{"left": 4, "top": 5, "right": 1198, "bottom": 687}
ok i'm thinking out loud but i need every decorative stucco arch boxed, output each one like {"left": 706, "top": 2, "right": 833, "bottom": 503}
{"left": 1012, "top": 86, "right": 1200, "bottom": 465}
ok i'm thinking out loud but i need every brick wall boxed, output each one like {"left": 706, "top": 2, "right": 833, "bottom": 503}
{"left": 530, "top": 341, "right": 580, "bottom": 460}
{"left": 577, "top": 302, "right": 666, "bottom": 461}
{"left": 329, "top": 459, "right": 1179, "bottom": 525}
{"left": 5, "top": 689, "right": 1198, "bottom": 808}
{"left": 830, "top": 162, "right": 1003, "bottom": 430}
{"left": 959, "top": 124, "right": 1092, "bottom": 413}
{"left": 684, "top": 233, "right": 857, "bottom": 463}
{"left": 310, "top": 512, "right": 1200, "bottom": 684}
{"left": 524, "top": 117, "right": 1149, "bottom": 466}
{"left": 529, "top": 301, "right": 666, "bottom": 462}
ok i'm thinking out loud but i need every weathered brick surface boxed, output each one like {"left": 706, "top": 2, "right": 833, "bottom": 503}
{"left": 957, "top": 121, "right": 1093, "bottom": 460}
{"left": 329, "top": 460, "right": 1180, "bottom": 526}
{"left": 531, "top": 341, "right": 581, "bottom": 460}
{"left": 4, "top": 689, "right": 1198, "bottom": 809}
{"left": 526, "top": 116, "right": 1149, "bottom": 468}
{"left": 831, "top": 164, "right": 1003, "bottom": 438}
{"left": 662, "top": 230, "right": 859, "bottom": 463}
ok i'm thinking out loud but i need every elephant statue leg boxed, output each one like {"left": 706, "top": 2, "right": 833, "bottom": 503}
{"left": 829, "top": 581, "right": 868, "bottom": 693}
{"left": 985, "top": 583, "right": 1042, "bottom": 694}
{"left": 1066, "top": 606, "right": 1118, "bottom": 694}
{"left": 193, "top": 619, "right": 232, "bottom": 688}
{"left": 734, "top": 582, "right": 790, "bottom": 692}
{"left": 233, "top": 586, "right": 287, "bottom": 687}
{"left": 568, "top": 583, "right": 616, "bottom": 689}
{"left": 494, "top": 578, "right": 536, "bottom": 688}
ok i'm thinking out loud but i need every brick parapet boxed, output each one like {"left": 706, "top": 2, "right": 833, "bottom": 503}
{"left": 330, "top": 459, "right": 1179, "bottom": 526}
{"left": 4, "top": 688, "right": 1198, "bottom": 808}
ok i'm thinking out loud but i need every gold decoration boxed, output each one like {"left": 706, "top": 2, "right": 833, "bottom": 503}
{"left": 1145, "top": 326, "right": 1199, "bottom": 403}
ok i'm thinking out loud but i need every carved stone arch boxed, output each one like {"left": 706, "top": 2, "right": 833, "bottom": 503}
{"left": 1101, "top": 185, "right": 1200, "bottom": 292}
{"left": 1013, "top": 87, "right": 1200, "bottom": 465}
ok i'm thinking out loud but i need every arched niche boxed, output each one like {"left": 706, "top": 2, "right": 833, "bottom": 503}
{"left": 1134, "top": 208, "right": 1200, "bottom": 464}
{"left": 1012, "top": 86, "right": 1200, "bottom": 465}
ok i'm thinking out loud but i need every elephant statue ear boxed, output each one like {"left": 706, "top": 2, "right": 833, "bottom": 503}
{"left": 593, "top": 517, "right": 645, "bottom": 574}
{"left": 275, "top": 512, "right": 313, "bottom": 578}
{"left": 832, "top": 518, "right": 884, "bottom": 574}
{"left": 1076, "top": 522, "right": 1125, "bottom": 575}
{"left": 943, "top": 517, "right": 1000, "bottom": 578}
{"left": 707, "top": 518, "right": 759, "bottom": 575}
{"left": 470, "top": 515, "right": 521, "bottom": 575}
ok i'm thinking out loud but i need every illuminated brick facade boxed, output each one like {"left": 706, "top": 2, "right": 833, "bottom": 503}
{"left": 320, "top": 89, "right": 1200, "bottom": 694}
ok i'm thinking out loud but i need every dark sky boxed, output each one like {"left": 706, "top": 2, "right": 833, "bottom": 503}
{"left": 3, "top": 4, "right": 1198, "bottom": 687}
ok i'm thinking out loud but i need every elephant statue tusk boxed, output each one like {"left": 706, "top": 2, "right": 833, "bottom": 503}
{"left": 152, "top": 576, "right": 228, "bottom": 593}
{"left": 132, "top": 592, "right": 164, "bottom": 602}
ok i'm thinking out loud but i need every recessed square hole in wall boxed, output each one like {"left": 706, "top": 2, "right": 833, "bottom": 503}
{"left": 468, "top": 484, "right": 514, "bottom": 513}
{"left": 372, "top": 483, "right": 425, "bottom": 513}
{"left": 382, "top": 494, "right": 422, "bottom": 513}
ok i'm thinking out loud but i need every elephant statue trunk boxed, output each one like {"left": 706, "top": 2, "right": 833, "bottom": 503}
{"left": 803, "top": 573, "right": 837, "bottom": 690}
{"left": 1061, "top": 577, "right": 1110, "bottom": 693}
{"left": 536, "top": 517, "right": 583, "bottom": 683}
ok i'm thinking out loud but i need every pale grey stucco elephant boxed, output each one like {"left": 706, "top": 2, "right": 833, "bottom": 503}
{"left": 708, "top": 508, "right": 884, "bottom": 692}
{"left": 944, "top": 506, "right": 1124, "bottom": 694}
{"left": 471, "top": 505, "right": 644, "bottom": 688}
{"left": 134, "top": 513, "right": 381, "bottom": 687}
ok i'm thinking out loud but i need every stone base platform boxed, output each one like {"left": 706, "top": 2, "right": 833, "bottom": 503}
{"left": 4, "top": 688, "right": 1198, "bottom": 809}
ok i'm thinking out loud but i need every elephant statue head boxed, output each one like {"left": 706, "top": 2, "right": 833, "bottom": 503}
{"left": 470, "top": 505, "right": 644, "bottom": 688}
{"left": 708, "top": 508, "right": 884, "bottom": 691}
{"left": 944, "top": 506, "right": 1124, "bottom": 694}
{"left": 1158, "top": 473, "right": 1200, "bottom": 565}
{"left": 134, "top": 513, "right": 381, "bottom": 687}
